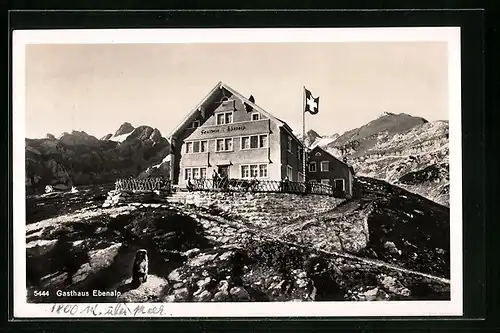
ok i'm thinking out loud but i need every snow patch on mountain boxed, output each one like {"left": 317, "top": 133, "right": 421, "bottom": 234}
{"left": 311, "top": 135, "right": 340, "bottom": 149}
{"left": 152, "top": 155, "right": 171, "bottom": 169}
{"left": 109, "top": 131, "right": 134, "bottom": 143}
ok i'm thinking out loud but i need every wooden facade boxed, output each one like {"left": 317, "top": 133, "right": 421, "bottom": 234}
{"left": 306, "top": 146, "right": 355, "bottom": 198}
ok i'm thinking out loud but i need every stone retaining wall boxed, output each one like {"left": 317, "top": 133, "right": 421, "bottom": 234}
{"left": 185, "top": 191, "right": 345, "bottom": 228}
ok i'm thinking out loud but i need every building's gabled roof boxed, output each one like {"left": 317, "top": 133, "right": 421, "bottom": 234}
{"left": 169, "top": 81, "right": 303, "bottom": 147}
{"left": 308, "top": 145, "right": 355, "bottom": 174}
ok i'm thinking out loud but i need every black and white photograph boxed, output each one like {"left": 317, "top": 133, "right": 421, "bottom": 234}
{"left": 13, "top": 27, "right": 462, "bottom": 318}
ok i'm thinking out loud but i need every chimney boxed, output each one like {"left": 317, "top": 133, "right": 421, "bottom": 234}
{"left": 246, "top": 95, "right": 255, "bottom": 112}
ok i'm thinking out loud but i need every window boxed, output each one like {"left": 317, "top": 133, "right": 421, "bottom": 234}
{"left": 309, "top": 161, "right": 317, "bottom": 172}
{"left": 191, "top": 120, "right": 200, "bottom": 128}
{"left": 241, "top": 164, "right": 268, "bottom": 178}
{"left": 184, "top": 168, "right": 192, "bottom": 180}
{"left": 241, "top": 137, "right": 250, "bottom": 149}
{"left": 334, "top": 178, "right": 345, "bottom": 190}
{"left": 320, "top": 161, "right": 330, "bottom": 172}
{"left": 321, "top": 179, "right": 330, "bottom": 185}
{"left": 241, "top": 165, "right": 250, "bottom": 178}
{"left": 225, "top": 138, "right": 233, "bottom": 151}
{"left": 200, "top": 140, "right": 208, "bottom": 152}
{"left": 216, "top": 138, "right": 233, "bottom": 152}
{"left": 252, "top": 113, "right": 260, "bottom": 121}
{"left": 185, "top": 142, "right": 193, "bottom": 154}
{"left": 200, "top": 168, "right": 207, "bottom": 179}
{"left": 216, "top": 112, "right": 233, "bottom": 125}
{"left": 193, "top": 168, "right": 200, "bottom": 179}
{"left": 287, "top": 165, "right": 293, "bottom": 180}
{"left": 216, "top": 139, "right": 224, "bottom": 151}
{"left": 225, "top": 113, "right": 233, "bottom": 124}
{"left": 250, "top": 136, "right": 259, "bottom": 149}
{"left": 187, "top": 140, "right": 207, "bottom": 153}
{"left": 216, "top": 114, "right": 225, "bottom": 125}
{"left": 250, "top": 165, "right": 258, "bottom": 178}
{"left": 241, "top": 135, "right": 268, "bottom": 149}
{"left": 287, "top": 136, "right": 292, "bottom": 152}
{"left": 185, "top": 167, "right": 207, "bottom": 180}
{"left": 193, "top": 141, "right": 200, "bottom": 153}
{"left": 298, "top": 172, "right": 304, "bottom": 182}
{"left": 298, "top": 147, "right": 303, "bottom": 160}
{"left": 259, "top": 135, "right": 268, "bottom": 148}
{"left": 259, "top": 165, "right": 268, "bottom": 178}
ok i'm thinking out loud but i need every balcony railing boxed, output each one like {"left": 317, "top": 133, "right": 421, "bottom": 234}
{"left": 186, "top": 178, "right": 336, "bottom": 196}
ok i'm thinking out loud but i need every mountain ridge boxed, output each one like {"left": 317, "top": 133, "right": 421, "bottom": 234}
{"left": 303, "top": 113, "right": 448, "bottom": 206}
{"left": 25, "top": 122, "right": 171, "bottom": 194}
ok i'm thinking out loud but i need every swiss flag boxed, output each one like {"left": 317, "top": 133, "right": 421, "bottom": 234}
{"left": 304, "top": 88, "right": 319, "bottom": 115}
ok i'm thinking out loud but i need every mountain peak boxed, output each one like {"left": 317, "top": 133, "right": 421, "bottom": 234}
{"left": 100, "top": 133, "right": 113, "bottom": 141}
{"left": 57, "top": 130, "right": 100, "bottom": 147}
{"left": 306, "top": 129, "right": 321, "bottom": 138}
{"left": 114, "top": 122, "right": 135, "bottom": 137}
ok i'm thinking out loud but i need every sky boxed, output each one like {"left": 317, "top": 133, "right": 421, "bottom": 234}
{"left": 25, "top": 41, "right": 449, "bottom": 139}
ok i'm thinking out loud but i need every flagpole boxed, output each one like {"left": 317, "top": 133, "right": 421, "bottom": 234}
{"left": 302, "top": 86, "right": 306, "bottom": 182}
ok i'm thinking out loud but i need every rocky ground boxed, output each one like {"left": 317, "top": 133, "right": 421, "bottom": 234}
{"left": 25, "top": 177, "right": 450, "bottom": 303}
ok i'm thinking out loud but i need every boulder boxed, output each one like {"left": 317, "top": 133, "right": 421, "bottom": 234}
{"left": 378, "top": 274, "right": 411, "bottom": 297}
{"left": 193, "top": 290, "right": 212, "bottom": 302}
{"left": 53, "top": 184, "right": 70, "bottom": 191}
{"left": 229, "top": 286, "right": 251, "bottom": 301}
{"left": 213, "top": 280, "right": 231, "bottom": 302}
{"left": 184, "top": 248, "right": 201, "bottom": 258}
{"left": 168, "top": 268, "right": 183, "bottom": 282}
{"left": 188, "top": 253, "right": 218, "bottom": 267}
{"left": 173, "top": 287, "right": 190, "bottom": 301}
{"left": 88, "top": 243, "right": 122, "bottom": 271}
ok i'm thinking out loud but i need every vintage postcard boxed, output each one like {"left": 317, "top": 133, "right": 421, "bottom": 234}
{"left": 12, "top": 27, "right": 462, "bottom": 318}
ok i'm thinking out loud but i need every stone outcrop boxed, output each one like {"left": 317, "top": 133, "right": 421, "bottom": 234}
{"left": 102, "top": 190, "right": 169, "bottom": 208}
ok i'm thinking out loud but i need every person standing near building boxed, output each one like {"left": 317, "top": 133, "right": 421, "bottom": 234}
{"left": 212, "top": 170, "right": 219, "bottom": 190}
{"left": 187, "top": 178, "right": 194, "bottom": 192}
{"left": 281, "top": 176, "right": 290, "bottom": 193}
{"left": 221, "top": 172, "right": 229, "bottom": 191}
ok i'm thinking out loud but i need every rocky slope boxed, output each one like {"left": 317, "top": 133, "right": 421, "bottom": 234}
{"left": 25, "top": 123, "right": 171, "bottom": 194}
{"left": 307, "top": 113, "right": 449, "bottom": 206}
{"left": 26, "top": 177, "right": 450, "bottom": 303}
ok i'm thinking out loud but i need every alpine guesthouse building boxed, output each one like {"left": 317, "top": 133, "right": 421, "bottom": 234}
{"left": 168, "top": 82, "right": 305, "bottom": 187}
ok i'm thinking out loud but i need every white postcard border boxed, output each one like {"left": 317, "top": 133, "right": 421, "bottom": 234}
{"left": 12, "top": 27, "right": 462, "bottom": 318}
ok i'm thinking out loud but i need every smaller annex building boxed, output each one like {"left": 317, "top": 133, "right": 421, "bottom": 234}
{"left": 307, "top": 146, "right": 355, "bottom": 198}
{"left": 168, "top": 82, "right": 305, "bottom": 188}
